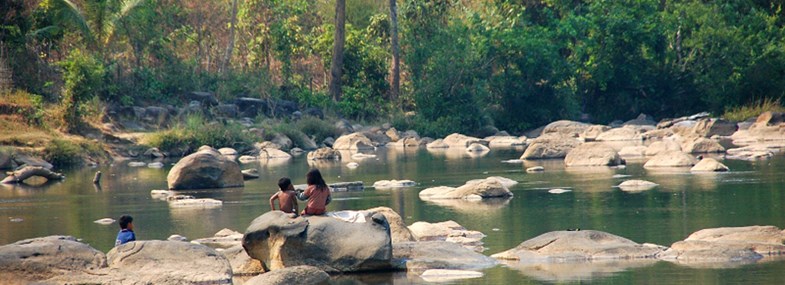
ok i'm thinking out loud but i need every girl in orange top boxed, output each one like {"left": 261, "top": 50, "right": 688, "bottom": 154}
{"left": 297, "top": 168, "right": 332, "bottom": 215}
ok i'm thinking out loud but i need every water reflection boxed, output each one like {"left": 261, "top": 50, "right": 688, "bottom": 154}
{"left": 423, "top": 197, "right": 512, "bottom": 214}
{"left": 500, "top": 259, "right": 658, "bottom": 282}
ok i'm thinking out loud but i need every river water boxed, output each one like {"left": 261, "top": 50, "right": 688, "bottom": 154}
{"left": 2, "top": 146, "right": 785, "bottom": 284}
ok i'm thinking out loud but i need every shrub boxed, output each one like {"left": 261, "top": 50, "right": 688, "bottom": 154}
{"left": 42, "top": 138, "right": 81, "bottom": 166}
{"left": 295, "top": 116, "right": 340, "bottom": 142}
{"left": 723, "top": 98, "right": 785, "bottom": 122}
{"left": 58, "top": 50, "right": 105, "bottom": 132}
{"left": 145, "top": 113, "right": 255, "bottom": 156}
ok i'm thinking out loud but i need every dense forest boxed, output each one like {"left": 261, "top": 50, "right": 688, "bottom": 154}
{"left": 2, "top": 0, "right": 785, "bottom": 137}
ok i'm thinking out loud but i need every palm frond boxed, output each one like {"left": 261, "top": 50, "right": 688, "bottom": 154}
{"left": 47, "top": 0, "right": 95, "bottom": 45}
{"left": 103, "top": 0, "right": 147, "bottom": 46}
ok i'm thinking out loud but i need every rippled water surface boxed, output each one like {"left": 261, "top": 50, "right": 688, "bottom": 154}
{"left": 3, "top": 146, "right": 785, "bottom": 284}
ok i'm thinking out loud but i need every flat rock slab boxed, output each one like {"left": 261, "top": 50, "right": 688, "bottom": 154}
{"left": 107, "top": 240, "right": 233, "bottom": 284}
{"left": 0, "top": 235, "right": 107, "bottom": 282}
{"left": 392, "top": 241, "right": 497, "bottom": 274}
{"left": 419, "top": 177, "right": 513, "bottom": 200}
{"left": 659, "top": 225, "right": 785, "bottom": 264}
{"left": 491, "top": 230, "right": 664, "bottom": 262}
{"left": 244, "top": 265, "right": 329, "bottom": 285}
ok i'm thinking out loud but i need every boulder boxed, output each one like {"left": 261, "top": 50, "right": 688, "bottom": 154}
{"left": 644, "top": 140, "right": 682, "bottom": 156}
{"left": 244, "top": 265, "right": 329, "bottom": 285}
{"left": 465, "top": 176, "right": 518, "bottom": 189}
{"left": 520, "top": 134, "right": 581, "bottom": 160}
{"left": 420, "top": 269, "right": 483, "bottom": 282}
{"left": 682, "top": 137, "right": 725, "bottom": 153}
{"left": 659, "top": 226, "right": 785, "bottom": 263}
{"left": 188, "top": 91, "right": 219, "bottom": 106}
{"left": 259, "top": 148, "right": 293, "bottom": 160}
{"left": 242, "top": 211, "right": 392, "bottom": 272}
{"left": 166, "top": 146, "right": 244, "bottom": 190}
{"left": 0, "top": 236, "right": 106, "bottom": 282}
{"left": 690, "top": 158, "right": 729, "bottom": 172}
{"left": 0, "top": 148, "right": 14, "bottom": 169}
{"left": 643, "top": 150, "right": 697, "bottom": 168}
{"left": 580, "top": 125, "right": 610, "bottom": 141}
{"left": 491, "top": 230, "right": 664, "bottom": 262}
{"left": 333, "top": 132, "right": 374, "bottom": 150}
{"left": 143, "top": 106, "right": 170, "bottom": 125}
{"left": 107, "top": 240, "right": 232, "bottom": 284}
{"left": 215, "top": 103, "right": 239, "bottom": 118}
{"left": 618, "top": 146, "right": 647, "bottom": 158}
{"left": 143, "top": 147, "right": 165, "bottom": 158}
{"left": 218, "top": 147, "right": 238, "bottom": 156}
{"left": 726, "top": 144, "right": 779, "bottom": 160}
{"left": 486, "top": 136, "right": 526, "bottom": 148}
{"left": 465, "top": 143, "right": 490, "bottom": 153}
{"left": 242, "top": 169, "right": 260, "bottom": 180}
{"left": 426, "top": 139, "right": 450, "bottom": 149}
{"left": 564, "top": 143, "right": 624, "bottom": 167}
{"left": 408, "top": 220, "right": 486, "bottom": 252}
{"left": 385, "top": 127, "right": 401, "bottom": 142}
{"left": 234, "top": 97, "right": 266, "bottom": 117}
{"left": 307, "top": 147, "right": 341, "bottom": 160}
{"left": 733, "top": 111, "right": 785, "bottom": 142}
{"left": 595, "top": 126, "right": 645, "bottom": 141}
{"left": 1, "top": 166, "right": 65, "bottom": 184}
{"left": 363, "top": 131, "right": 392, "bottom": 146}
{"left": 640, "top": 128, "right": 676, "bottom": 140}
{"left": 271, "top": 133, "right": 293, "bottom": 150}
{"left": 392, "top": 241, "right": 497, "bottom": 274}
{"left": 373, "top": 180, "right": 416, "bottom": 189}
{"left": 419, "top": 178, "right": 513, "bottom": 200}
{"left": 623, "top": 113, "right": 657, "bottom": 126}
{"left": 366, "top": 207, "right": 415, "bottom": 243}
{"left": 692, "top": 118, "right": 737, "bottom": 137}
{"left": 541, "top": 120, "right": 592, "bottom": 137}
{"left": 443, "top": 133, "right": 488, "bottom": 148}
{"left": 618, "top": 180, "right": 658, "bottom": 191}
{"left": 335, "top": 119, "right": 354, "bottom": 135}
{"left": 13, "top": 154, "right": 53, "bottom": 170}
{"left": 526, "top": 166, "right": 545, "bottom": 173}
{"left": 220, "top": 245, "right": 265, "bottom": 276}
{"left": 192, "top": 228, "right": 244, "bottom": 249}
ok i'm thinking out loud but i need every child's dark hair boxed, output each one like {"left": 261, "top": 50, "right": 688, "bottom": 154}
{"left": 278, "top": 177, "right": 292, "bottom": 190}
{"left": 119, "top": 215, "right": 133, "bottom": 229}
{"left": 306, "top": 168, "right": 327, "bottom": 189}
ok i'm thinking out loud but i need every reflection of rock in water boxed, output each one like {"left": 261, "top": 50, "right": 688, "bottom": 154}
{"left": 667, "top": 255, "right": 785, "bottom": 269}
{"left": 424, "top": 197, "right": 511, "bottom": 214}
{"left": 563, "top": 167, "right": 616, "bottom": 192}
{"left": 499, "top": 259, "right": 657, "bottom": 282}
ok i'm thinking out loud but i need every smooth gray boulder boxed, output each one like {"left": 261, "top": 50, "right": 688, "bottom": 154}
{"left": 491, "top": 230, "right": 664, "bottom": 262}
{"left": 690, "top": 158, "right": 729, "bottom": 172}
{"left": 520, "top": 134, "right": 581, "bottom": 159}
{"left": 564, "top": 143, "right": 624, "bottom": 167}
{"left": 659, "top": 226, "right": 785, "bottom": 264}
{"left": 307, "top": 147, "right": 342, "bottom": 160}
{"left": 644, "top": 140, "right": 682, "bottom": 156}
{"left": 541, "top": 120, "right": 592, "bottom": 137}
{"left": 333, "top": 132, "right": 374, "bottom": 150}
{"left": 392, "top": 241, "right": 497, "bottom": 274}
{"left": 419, "top": 178, "right": 513, "bottom": 200}
{"left": 244, "top": 265, "right": 329, "bottom": 285}
{"left": 595, "top": 126, "right": 644, "bottom": 141}
{"left": 242, "top": 210, "right": 392, "bottom": 273}
{"left": 682, "top": 137, "right": 725, "bottom": 153}
{"left": 691, "top": 118, "right": 737, "bottom": 137}
{"left": 0, "top": 236, "right": 106, "bottom": 282}
{"left": 107, "top": 240, "right": 232, "bottom": 284}
{"left": 167, "top": 146, "right": 243, "bottom": 190}
{"left": 442, "top": 133, "right": 488, "bottom": 148}
{"left": 408, "top": 220, "right": 486, "bottom": 252}
{"left": 366, "top": 207, "right": 415, "bottom": 243}
{"left": 643, "top": 150, "right": 697, "bottom": 168}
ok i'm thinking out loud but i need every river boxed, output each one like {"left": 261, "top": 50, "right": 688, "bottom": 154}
{"left": 2, "top": 146, "right": 785, "bottom": 284}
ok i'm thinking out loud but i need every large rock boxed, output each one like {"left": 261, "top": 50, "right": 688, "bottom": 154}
{"left": 520, "top": 134, "right": 581, "bottom": 160}
{"left": 167, "top": 146, "right": 243, "bottom": 190}
{"left": 0, "top": 148, "right": 14, "bottom": 169}
{"left": 242, "top": 210, "right": 392, "bottom": 273}
{"left": 0, "top": 236, "right": 106, "bottom": 282}
{"left": 221, "top": 245, "right": 265, "bottom": 275}
{"left": 618, "top": 146, "right": 647, "bottom": 158}
{"left": 259, "top": 148, "right": 293, "bottom": 160}
{"left": 366, "top": 207, "right": 415, "bottom": 243}
{"left": 107, "top": 240, "right": 232, "bottom": 284}
{"left": 595, "top": 126, "right": 645, "bottom": 141}
{"left": 426, "top": 139, "right": 450, "bottom": 149}
{"left": 692, "top": 118, "right": 737, "bottom": 137}
{"left": 271, "top": 133, "right": 293, "bottom": 150}
{"left": 682, "top": 137, "right": 725, "bottom": 153}
{"left": 408, "top": 220, "right": 486, "bottom": 252}
{"left": 307, "top": 147, "right": 342, "bottom": 160}
{"left": 643, "top": 150, "right": 697, "bottom": 168}
{"left": 644, "top": 140, "right": 682, "bottom": 156}
{"left": 392, "top": 241, "right": 497, "bottom": 274}
{"left": 564, "top": 143, "right": 624, "bottom": 167}
{"left": 491, "top": 230, "right": 664, "bottom": 262}
{"left": 541, "top": 120, "right": 592, "bottom": 137}
{"left": 733, "top": 111, "right": 785, "bottom": 142}
{"left": 443, "top": 133, "right": 488, "bottom": 148}
{"left": 244, "top": 265, "right": 329, "bottom": 285}
{"left": 419, "top": 178, "right": 513, "bottom": 200}
{"left": 485, "top": 135, "right": 526, "bottom": 148}
{"left": 726, "top": 144, "right": 780, "bottom": 160}
{"left": 332, "top": 132, "right": 374, "bottom": 150}
{"left": 580, "top": 125, "right": 610, "bottom": 141}
{"left": 13, "top": 154, "right": 53, "bottom": 170}
{"left": 690, "top": 158, "right": 729, "bottom": 172}
{"left": 659, "top": 226, "right": 785, "bottom": 263}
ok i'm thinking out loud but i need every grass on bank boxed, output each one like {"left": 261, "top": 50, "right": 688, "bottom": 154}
{"left": 143, "top": 113, "right": 256, "bottom": 156}
{"left": 723, "top": 98, "right": 785, "bottom": 122}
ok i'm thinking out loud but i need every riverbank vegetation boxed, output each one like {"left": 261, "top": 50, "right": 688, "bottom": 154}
{"left": 2, "top": 0, "right": 785, "bottom": 139}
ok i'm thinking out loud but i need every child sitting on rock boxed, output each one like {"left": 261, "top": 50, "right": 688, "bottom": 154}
{"left": 269, "top": 177, "right": 299, "bottom": 215}
{"left": 115, "top": 215, "right": 136, "bottom": 246}
{"left": 296, "top": 168, "right": 331, "bottom": 216}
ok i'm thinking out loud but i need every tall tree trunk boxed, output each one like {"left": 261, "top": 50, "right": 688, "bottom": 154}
{"left": 388, "top": 0, "right": 400, "bottom": 101}
{"left": 329, "top": 0, "right": 346, "bottom": 101}
{"left": 221, "top": 0, "right": 239, "bottom": 75}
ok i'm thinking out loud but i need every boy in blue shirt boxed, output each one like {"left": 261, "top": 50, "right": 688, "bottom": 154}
{"left": 115, "top": 215, "right": 136, "bottom": 246}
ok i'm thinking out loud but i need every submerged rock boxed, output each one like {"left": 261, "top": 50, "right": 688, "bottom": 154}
{"left": 244, "top": 265, "right": 329, "bottom": 285}
{"left": 491, "top": 230, "right": 664, "bottom": 262}
{"left": 659, "top": 226, "right": 785, "bottom": 264}
{"left": 167, "top": 146, "right": 243, "bottom": 190}
{"left": 419, "top": 178, "right": 513, "bottom": 200}
{"left": 618, "top": 180, "right": 658, "bottom": 192}
{"left": 373, "top": 179, "right": 416, "bottom": 189}
{"left": 420, "top": 269, "right": 484, "bottom": 282}
{"left": 526, "top": 166, "right": 545, "bottom": 173}
{"left": 242, "top": 210, "right": 392, "bottom": 273}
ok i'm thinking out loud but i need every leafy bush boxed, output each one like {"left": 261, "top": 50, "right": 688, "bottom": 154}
{"left": 58, "top": 49, "right": 105, "bottom": 132}
{"left": 295, "top": 116, "right": 340, "bottom": 142}
{"left": 145, "top": 113, "right": 255, "bottom": 156}
{"left": 723, "top": 98, "right": 785, "bottom": 122}
{"left": 43, "top": 138, "right": 81, "bottom": 166}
